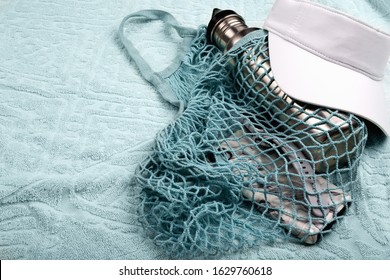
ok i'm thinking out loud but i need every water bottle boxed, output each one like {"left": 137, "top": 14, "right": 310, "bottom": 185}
{"left": 207, "top": 8, "right": 364, "bottom": 173}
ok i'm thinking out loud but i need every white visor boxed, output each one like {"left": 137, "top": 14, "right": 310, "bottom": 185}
{"left": 263, "top": 0, "right": 390, "bottom": 136}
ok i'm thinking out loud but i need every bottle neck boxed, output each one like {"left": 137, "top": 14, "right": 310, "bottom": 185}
{"left": 208, "top": 10, "right": 259, "bottom": 52}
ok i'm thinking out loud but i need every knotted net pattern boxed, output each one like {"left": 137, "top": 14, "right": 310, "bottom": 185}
{"left": 132, "top": 26, "right": 367, "bottom": 258}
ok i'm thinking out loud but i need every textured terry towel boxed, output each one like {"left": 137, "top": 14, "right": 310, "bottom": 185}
{"left": 0, "top": 0, "right": 389, "bottom": 260}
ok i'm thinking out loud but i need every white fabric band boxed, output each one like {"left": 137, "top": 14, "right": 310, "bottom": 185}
{"left": 263, "top": 0, "right": 390, "bottom": 81}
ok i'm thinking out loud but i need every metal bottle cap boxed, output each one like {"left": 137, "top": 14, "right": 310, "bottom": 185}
{"left": 207, "top": 8, "right": 259, "bottom": 51}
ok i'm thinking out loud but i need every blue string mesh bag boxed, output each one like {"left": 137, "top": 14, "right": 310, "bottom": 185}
{"left": 119, "top": 10, "right": 367, "bottom": 258}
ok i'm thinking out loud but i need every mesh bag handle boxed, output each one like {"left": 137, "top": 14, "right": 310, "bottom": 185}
{"left": 119, "top": 10, "right": 197, "bottom": 113}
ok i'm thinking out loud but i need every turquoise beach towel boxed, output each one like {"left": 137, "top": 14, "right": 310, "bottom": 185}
{"left": 0, "top": 0, "right": 389, "bottom": 259}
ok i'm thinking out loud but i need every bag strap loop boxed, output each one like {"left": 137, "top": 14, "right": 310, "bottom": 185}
{"left": 119, "top": 10, "right": 197, "bottom": 114}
